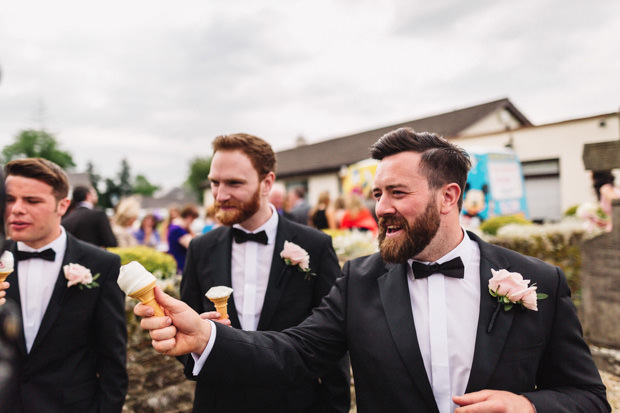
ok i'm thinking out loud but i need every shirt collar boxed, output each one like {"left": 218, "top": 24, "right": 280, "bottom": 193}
{"left": 232, "top": 204, "right": 279, "bottom": 245}
{"left": 409, "top": 227, "right": 472, "bottom": 267}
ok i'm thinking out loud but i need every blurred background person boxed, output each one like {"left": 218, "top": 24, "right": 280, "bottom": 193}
{"left": 332, "top": 194, "right": 347, "bottom": 229}
{"left": 340, "top": 192, "right": 378, "bottom": 234}
{"left": 268, "top": 182, "right": 292, "bottom": 219}
{"left": 592, "top": 170, "right": 620, "bottom": 229}
{"left": 309, "top": 190, "right": 337, "bottom": 230}
{"left": 161, "top": 205, "right": 180, "bottom": 243}
{"left": 112, "top": 196, "right": 140, "bottom": 247}
{"left": 62, "top": 185, "right": 117, "bottom": 248}
{"left": 134, "top": 213, "right": 161, "bottom": 248}
{"left": 167, "top": 204, "right": 199, "bottom": 273}
{"left": 201, "top": 204, "right": 220, "bottom": 234}
{"left": 287, "top": 185, "right": 311, "bottom": 225}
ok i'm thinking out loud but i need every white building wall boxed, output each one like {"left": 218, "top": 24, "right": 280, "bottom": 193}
{"left": 462, "top": 108, "right": 524, "bottom": 136}
{"left": 457, "top": 113, "right": 620, "bottom": 214}
{"left": 307, "top": 173, "right": 341, "bottom": 206}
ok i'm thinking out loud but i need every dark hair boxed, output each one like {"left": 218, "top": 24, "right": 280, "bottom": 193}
{"left": 212, "top": 133, "right": 276, "bottom": 180}
{"left": 4, "top": 158, "right": 69, "bottom": 200}
{"left": 66, "top": 185, "right": 91, "bottom": 214}
{"left": 180, "top": 204, "right": 199, "bottom": 219}
{"left": 592, "top": 170, "right": 615, "bottom": 200}
{"left": 370, "top": 127, "right": 471, "bottom": 209}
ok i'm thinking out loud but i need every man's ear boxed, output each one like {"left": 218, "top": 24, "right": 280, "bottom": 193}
{"left": 261, "top": 172, "right": 276, "bottom": 197}
{"left": 57, "top": 197, "right": 71, "bottom": 217}
{"left": 439, "top": 183, "right": 461, "bottom": 214}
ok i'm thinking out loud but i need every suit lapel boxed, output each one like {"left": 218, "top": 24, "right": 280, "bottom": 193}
{"left": 466, "top": 233, "right": 515, "bottom": 392}
{"left": 378, "top": 263, "right": 438, "bottom": 413}
{"left": 29, "top": 236, "right": 78, "bottom": 353}
{"left": 213, "top": 228, "right": 240, "bottom": 327}
{"left": 6, "top": 243, "right": 27, "bottom": 356}
{"left": 256, "top": 217, "right": 290, "bottom": 330}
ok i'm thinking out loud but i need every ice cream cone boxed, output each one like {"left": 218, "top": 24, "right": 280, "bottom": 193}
{"left": 129, "top": 281, "right": 165, "bottom": 317}
{"left": 208, "top": 295, "right": 231, "bottom": 320}
{"left": 0, "top": 271, "right": 12, "bottom": 283}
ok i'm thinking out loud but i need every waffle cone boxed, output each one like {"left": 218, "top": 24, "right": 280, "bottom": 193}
{"left": 129, "top": 281, "right": 165, "bottom": 317}
{"left": 208, "top": 295, "right": 231, "bottom": 320}
{"left": 0, "top": 271, "right": 12, "bottom": 283}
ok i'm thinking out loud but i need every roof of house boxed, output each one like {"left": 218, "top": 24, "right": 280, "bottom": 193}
{"left": 275, "top": 98, "right": 532, "bottom": 178}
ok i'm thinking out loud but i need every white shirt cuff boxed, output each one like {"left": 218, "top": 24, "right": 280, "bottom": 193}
{"left": 191, "top": 319, "right": 218, "bottom": 376}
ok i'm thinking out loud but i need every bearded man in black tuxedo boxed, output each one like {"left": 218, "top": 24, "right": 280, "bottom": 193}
{"left": 136, "top": 128, "right": 610, "bottom": 413}
{"left": 178, "top": 133, "right": 350, "bottom": 413}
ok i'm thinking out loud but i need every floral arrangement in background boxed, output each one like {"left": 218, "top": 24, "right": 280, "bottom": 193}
{"left": 324, "top": 229, "right": 378, "bottom": 266}
{"left": 576, "top": 202, "right": 610, "bottom": 232}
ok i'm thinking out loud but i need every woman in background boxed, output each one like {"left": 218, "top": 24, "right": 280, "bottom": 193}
{"left": 167, "top": 204, "right": 199, "bottom": 273}
{"left": 134, "top": 213, "right": 161, "bottom": 248}
{"left": 112, "top": 196, "right": 140, "bottom": 247}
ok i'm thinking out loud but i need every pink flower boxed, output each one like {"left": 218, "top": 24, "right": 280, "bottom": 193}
{"left": 280, "top": 241, "right": 311, "bottom": 272}
{"left": 520, "top": 288, "right": 539, "bottom": 311}
{"left": 63, "top": 263, "right": 98, "bottom": 289}
{"left": 489, "top": 269, "right": 544, "bottom": 312}
{"left": 489, "top": 269, "right": 529, "bottom": 296}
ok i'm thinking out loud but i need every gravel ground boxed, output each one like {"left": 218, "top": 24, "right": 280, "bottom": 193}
{"left": 601, "top": 371, "right": 620, "bottom": 412}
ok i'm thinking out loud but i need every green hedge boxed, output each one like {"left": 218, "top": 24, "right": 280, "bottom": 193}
{"left": 108, "top": 246, "right": 177, "bottom": 280}
{"left": 480, "top": 218, "right": 601, "bottom": 307}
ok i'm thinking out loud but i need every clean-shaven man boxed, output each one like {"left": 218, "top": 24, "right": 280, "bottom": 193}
{"left": 1, "top": 158, "right": 127, "bottom": 413}
{"left": 137, "top": 128, "right": 609, "bottom": 413}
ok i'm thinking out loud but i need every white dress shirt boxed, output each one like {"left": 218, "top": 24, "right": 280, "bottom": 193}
{"left": 192, "top": 205, "right": 278, "bottom": 374}
{"left": 17, "top": 228, "right": 67, "bottom": 353}
{"left": 408, "top": 229, "right": 481, "bottom": 413}
{"left": 231, "top": 205, "right": 279, "bottom": 331}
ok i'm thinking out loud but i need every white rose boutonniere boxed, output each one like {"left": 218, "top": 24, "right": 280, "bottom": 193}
{"left": 64, "top": 263, "right": 100, "bottom": 290}
{"left": 280, "top": 241, "right": 315, "bottom": 280}
{"left": 487, "top": 269, "right": 547, "bottom": 332}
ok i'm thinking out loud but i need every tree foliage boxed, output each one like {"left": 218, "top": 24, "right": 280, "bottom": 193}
{"left": 185, "top": 156, "right": 211, "bottom": 203}
{"left": 133, "top": 174, "right": 160, "bottom": 197}
{"left": 2, "top": 129, "right": 76, "bottom": 169}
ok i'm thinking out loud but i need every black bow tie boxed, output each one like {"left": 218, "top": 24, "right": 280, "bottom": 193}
{"left": 232, "top": 228, "right": 268, "bottom": 245}
{"left": 15, "top": 248, "right": 56, "bottom": 262}
{"left": 411, "top": 256, "right": 464, "bottom": 279}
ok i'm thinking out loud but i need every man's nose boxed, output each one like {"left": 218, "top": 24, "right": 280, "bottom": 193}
{"left": 374, "top": 196, "right": 394, "bottom": 217}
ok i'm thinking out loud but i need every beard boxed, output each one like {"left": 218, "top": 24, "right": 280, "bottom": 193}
{"left": 377, "top": 199, "right": 441, "bottom": 263}
{"left": 215, "top": 187, "right": 261, "bottom": 226}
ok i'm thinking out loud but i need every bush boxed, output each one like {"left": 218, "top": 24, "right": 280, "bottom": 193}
{"left": 479, "top": 214, "right": 532, "bottom": 236}
{"left": 485, "top": 218, "right": 590, "bottom": 306}
{"left": 564, "top": 204, "right": 579, "bottom": 217}
{"left": 107, "top": 246, "right": 177, "bottom": 280}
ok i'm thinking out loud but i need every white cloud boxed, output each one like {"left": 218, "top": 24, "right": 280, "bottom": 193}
{"left": 1, "top": 1, "right": 619, "bottom": 190}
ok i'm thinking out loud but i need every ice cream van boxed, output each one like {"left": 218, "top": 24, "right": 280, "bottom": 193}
{"left": 460, "top": 147, "right": 529, "bottom": 228}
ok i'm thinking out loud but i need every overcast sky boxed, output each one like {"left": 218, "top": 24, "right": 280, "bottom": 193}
{"left": 1, "top": 0, "right": 619, "bottom": 192}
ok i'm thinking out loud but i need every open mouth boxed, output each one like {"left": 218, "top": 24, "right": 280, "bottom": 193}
{"left": 385, "top": 225, "right": 403, "bottom": 237}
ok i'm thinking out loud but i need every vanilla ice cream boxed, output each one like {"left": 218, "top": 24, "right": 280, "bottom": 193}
{"left": 0, "top": 251, "right": 14, "bottom": 273}
{"left": 117, "top": 261, "right": 156, "bottom": 295}
{"left": 206, "top": 286, "right": 233, "bottom": 300}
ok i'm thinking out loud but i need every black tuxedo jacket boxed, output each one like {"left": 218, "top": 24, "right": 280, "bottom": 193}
{"left": 181, "top": 215, "right": 350, "bottom": 413}
{"left": 62, "top": 206, "right": 118, "bottom": 248}
{"left": 5, "top": 234, "right": 127, "bottom": 413}
{"left": 201, "top": 231, "right": 610, "bottom": 413}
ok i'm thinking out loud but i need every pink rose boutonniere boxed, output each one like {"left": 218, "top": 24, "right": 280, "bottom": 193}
{"left": 64, "top": 263, "right": 100, "bottom": 290}
{"left": 487, "top": 268, "right": 547, "bottom": 332}
{"left": 280, "top": 241, "right": 315, "bottom": 280}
